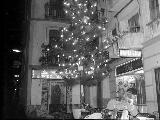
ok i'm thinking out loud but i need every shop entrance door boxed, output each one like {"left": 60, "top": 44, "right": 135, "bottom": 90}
{"left": 49, "top": 80, "right": 66, "bottom": 114}
{"left": 155, "top": 67, "right": 160, "bottom": 115}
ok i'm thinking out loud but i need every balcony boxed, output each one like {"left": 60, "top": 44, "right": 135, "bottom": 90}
{"left": 118, "top": 30, "right": 144, "bottom": 49}
{"left": 146, "top": 17, "right": 160, "bottom": 40}
{"left": 44, "top": 2, "right": 70, "bottom": 22}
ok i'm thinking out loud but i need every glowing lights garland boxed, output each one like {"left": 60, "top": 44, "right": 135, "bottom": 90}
{"left": 61, "top": 0, "right": 108, "bottom": 46}
{"left": 39, "top": 0, "right": 112, "bottom": 86}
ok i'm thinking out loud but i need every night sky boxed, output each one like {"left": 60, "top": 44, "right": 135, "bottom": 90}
{"left": 4, "top": 0, "right": 26, "bottom": 49}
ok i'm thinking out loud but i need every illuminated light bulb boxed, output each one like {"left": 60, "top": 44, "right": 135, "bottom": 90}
{"left": 102, "top": 27, "right": 106, "bottom": 30}
{"left": 62, "top": 64, "right": 65, "bottom": 66}
{"left": 78, "top": 3, "right": 82, "bottom": 6}
{"left": 98, "top": 26, "right": 102, "bottom": 29}
{"left": 15, "top": 88, "right": 17, "bottom": 91}
{"left": 81, "top": 56, "right": 84, "bottom": 59}
{"left": 47, "top": 48, "right": 50, "bottom": 51}
{"left": 88, "top": 23, "right": 91, "bottom": 25}
{"left": 102, "top": 73, "right": 105, "bottom": 76}
{"left": 66, "top": 3, "right": 70, "bottom": 6}
{"left": 93, "top": 35, "right": 96, "bottom": 37}
{"left": 75, "top": 23, "right": 77, "bottom": 25}
{"left": 72, "top": 16, "right": 75, "bottom": 19}
{"left": 84, "top": 9, "right": 87, "bottom": 12}
{"left": 91, "top": 12, "right": 94, "bottom": 14}
{"left": 55, "top": 45, "right": 58, "bottom": 48}
{"left": 63, "top": 54, "right": 64, "bottom": 56}
{"left": 93, "top": 2, "right": 97, "bottom": 6}
{"left": 61, "top": 35, "right": 64, "bottom": 38}
{"left": 82, "top": 31, "right": 86, "bottom": 35}
{"left": 17, "top": 80, "right": 19, "bottom": 82}
{"left": 86, "top": 37, "right": 89, "bottom": 41}
{"left": 105, "top": 60, "right": 109, "bottom": 62}
{"left": 57, "top": 55, "right": 60, "bottom": 57}
{"left": 65, "top": 10, "right": 68, "bottom": 13}
{"left": 80, "top": 26, "right": 84, "bottom": 29}
{"left": 105, "top": 19, "right": 108, "bottom": 23}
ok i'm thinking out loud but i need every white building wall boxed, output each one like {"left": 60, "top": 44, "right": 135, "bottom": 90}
{"left": 31, "top": 0, "right": 49, "bottom": 19}
{"left": 142, "top": 35, "right": 160, "bottom": 113}
{"left": 142, "top": 0, "right": 160, "bottom": 113}
{"left": 29, "top": 20, "right": 68, "bottom": 66}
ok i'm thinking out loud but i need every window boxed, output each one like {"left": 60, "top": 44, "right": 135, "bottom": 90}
{"left": 101, "top": 8, "right": 105, "bottom": 17}
{"left": 49, "top": 29, "right": 60, "bottom": 43}
{"left": 128, "top": 13, "right": 140, "bottom": 33}
{"left": 112, "top": 28, "right": 117, "bottom": 36}
{"left": 149, "top": 0, "right": 160, "bottom": 20}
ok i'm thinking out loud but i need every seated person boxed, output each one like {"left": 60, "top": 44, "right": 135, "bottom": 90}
{"left": 107, "top": 88, "right": 138, "bottom": 117}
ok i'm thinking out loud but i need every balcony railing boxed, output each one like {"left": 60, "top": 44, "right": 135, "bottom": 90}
{"left": 45, "top": 2, "right": 70, "bottom": 21}
{"left": 146, "top": 17, "right": 160, "bottom": 40}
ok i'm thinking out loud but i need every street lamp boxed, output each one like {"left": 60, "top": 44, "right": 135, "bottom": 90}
{"left": 12, "top": 49, "right": 21, "bottom": 53}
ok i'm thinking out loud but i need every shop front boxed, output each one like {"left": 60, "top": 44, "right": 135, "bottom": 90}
{"left": 115, "top": 58, "right": 147, "bottom": 113}
{"left": 26, "top": 69, "right": 72, "bottom": 117}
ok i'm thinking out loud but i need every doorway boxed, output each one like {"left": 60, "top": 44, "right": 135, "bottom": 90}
{"left": 49, "top": 80, "right": 66, "bottom": 114}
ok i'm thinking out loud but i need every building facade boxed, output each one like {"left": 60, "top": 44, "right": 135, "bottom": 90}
{"left": 26, "top": 0, "right": 70, "bottom": 116}
{"left": 26, "top": 0, "right": 108, "bottom": 117}
{"left": 103, "top": 0, "right": 160, "bottom": 114}
{"left": 26, "top": 0, "right": 160, "bottom": 117}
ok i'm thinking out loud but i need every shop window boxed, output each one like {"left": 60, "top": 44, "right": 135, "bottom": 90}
{"left": 149, "top": 0, "right": 160, "bottom": 21}
{"left": 32, "top": 69, "right": 62, "bottom": 79}
{"left": 128, "top": 13, "right": 140, "bottom": 33}
{"left": 116, "top": 58, "right": 143, "bottom": 76}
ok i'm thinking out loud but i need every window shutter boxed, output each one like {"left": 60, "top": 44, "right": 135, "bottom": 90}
{"left": 155, "top": 0, "right": 160, "bottom": 18}
{"left": 149, "top": 0, "right": 155, "bottom": 20}
{"left": 149, "top": 0, "right": 160, "bottom": 20}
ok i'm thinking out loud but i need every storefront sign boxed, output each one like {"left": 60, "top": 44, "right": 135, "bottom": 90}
{"left": 119, "top": 49, "right": 142, "bottom": 57}
{"left": 116, "top": 58, "right": 143, "bottom": 76}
